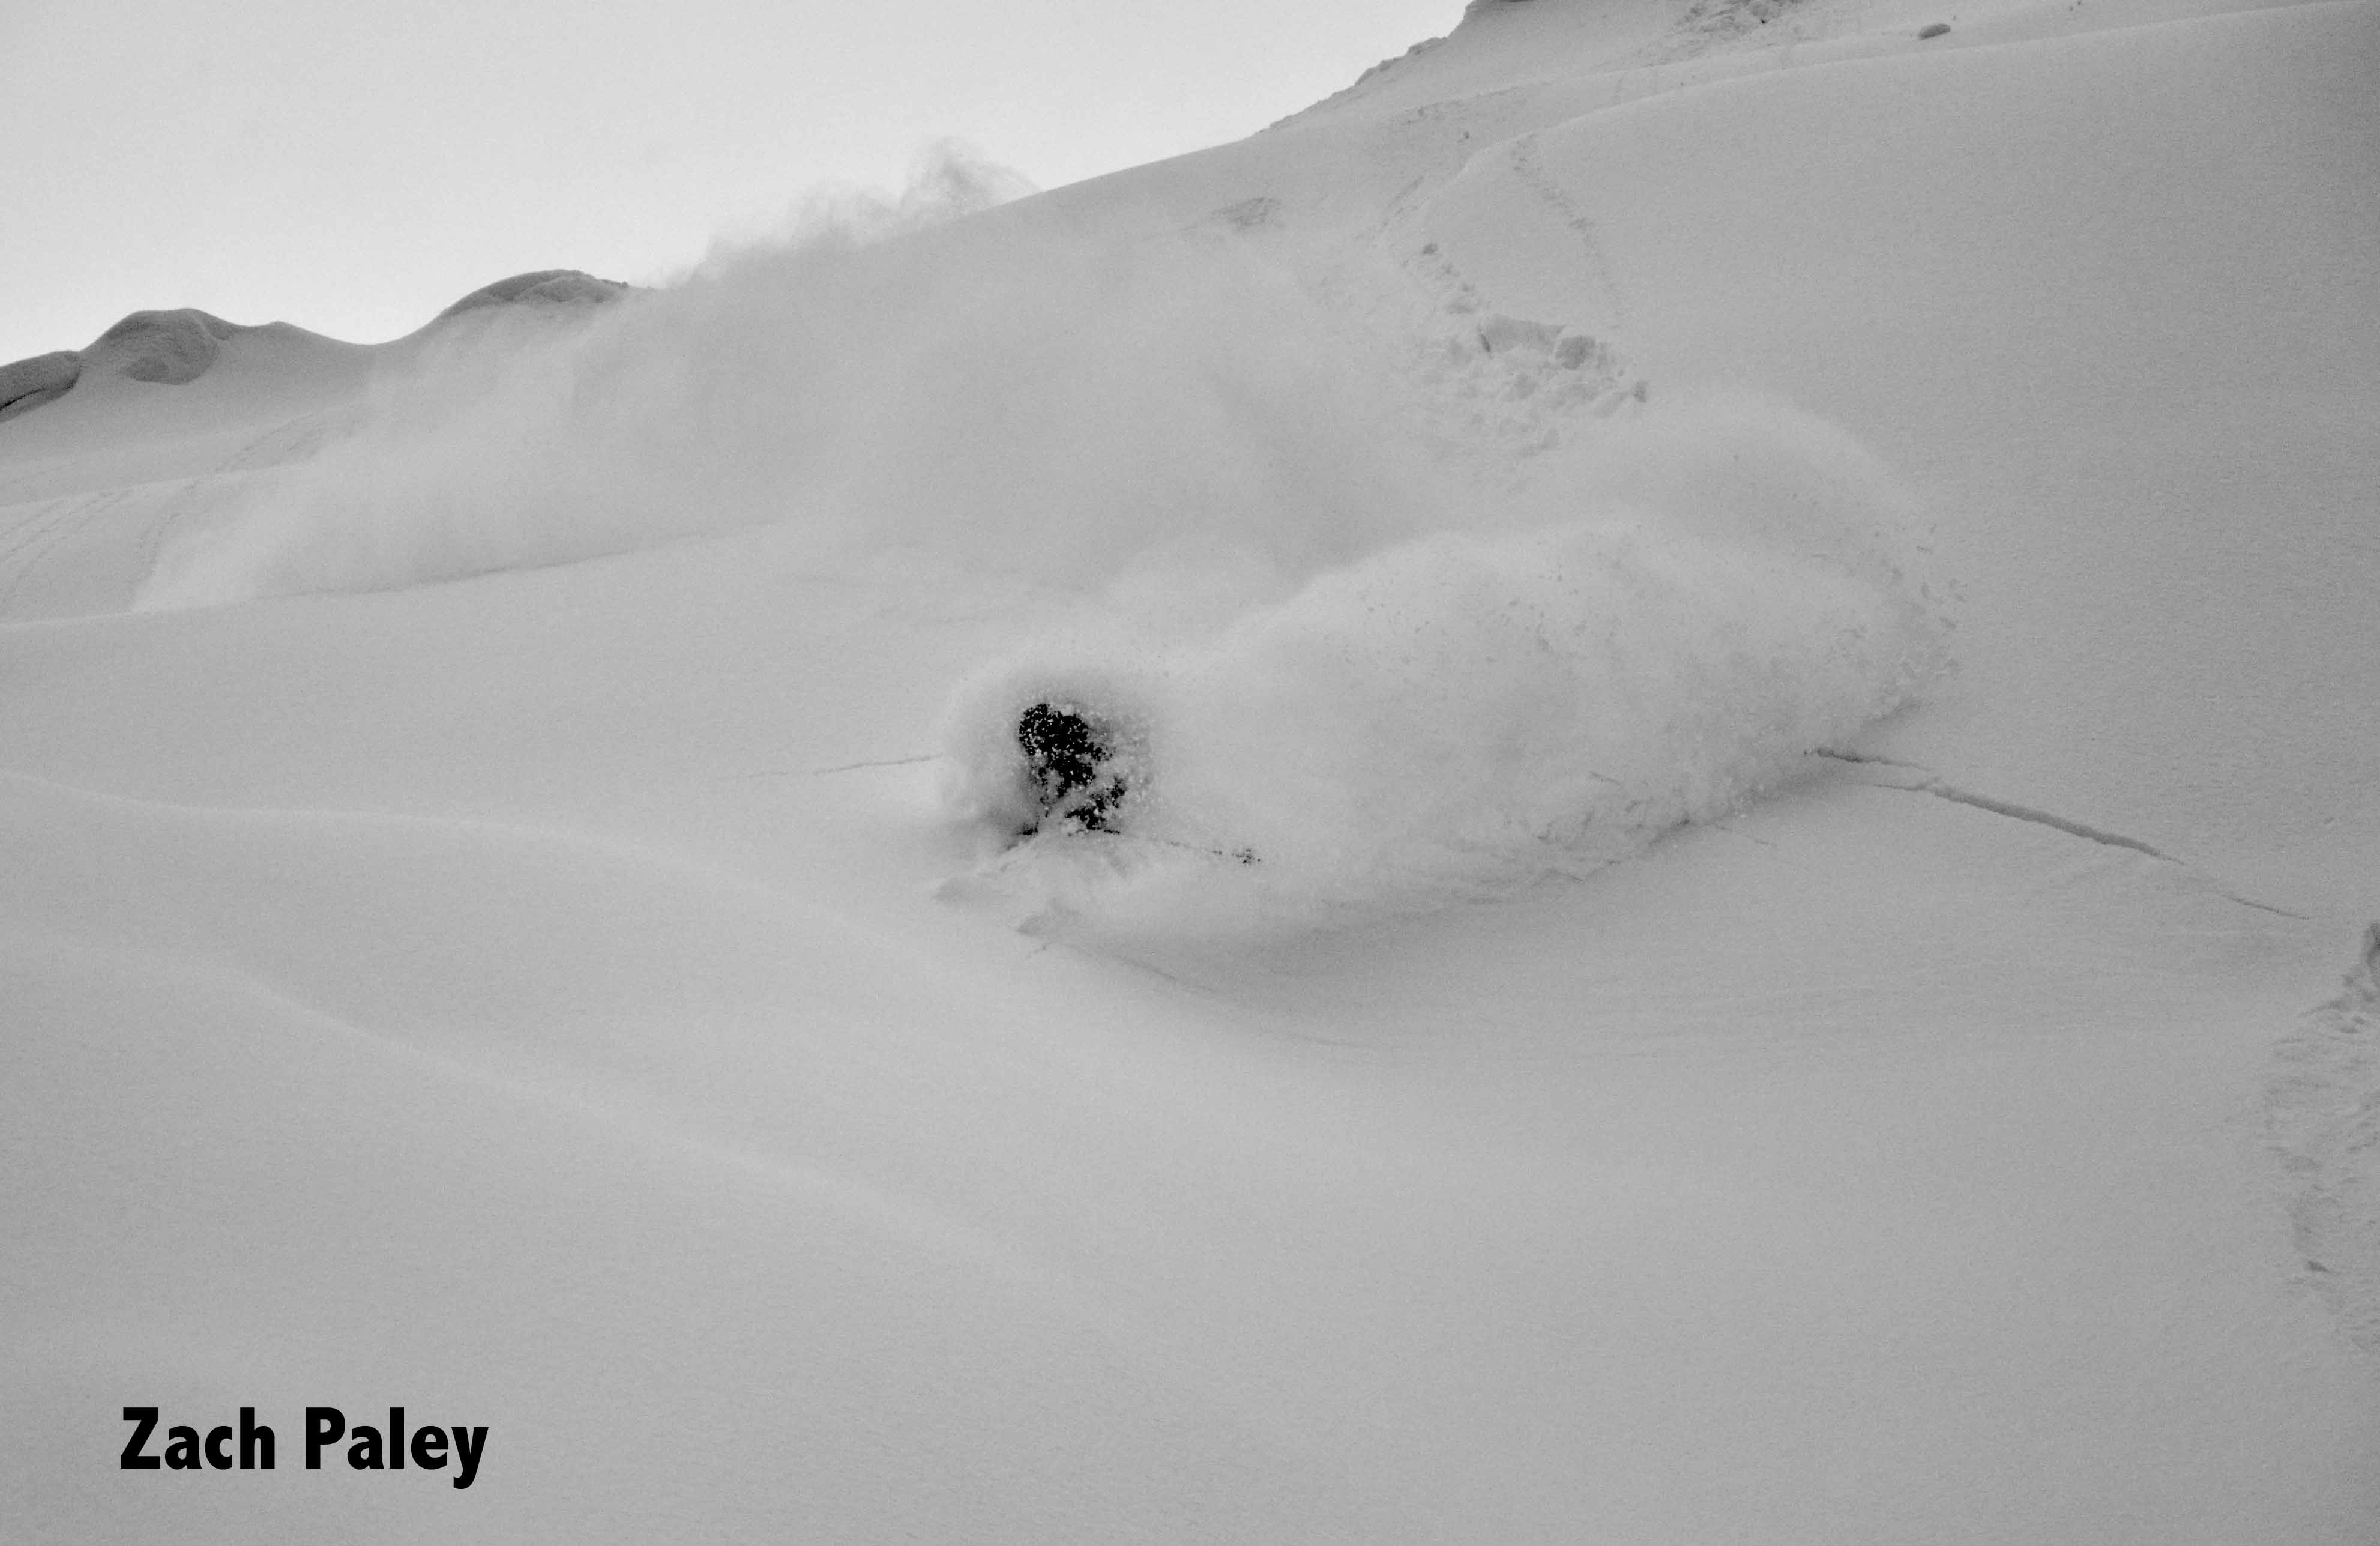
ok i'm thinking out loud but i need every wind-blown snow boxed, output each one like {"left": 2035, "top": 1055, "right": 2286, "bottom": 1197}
{"left": 6, "top": 2, "right": 2377, "bottom": 1542}
{"left": 134, "top": 150, "right": 1941, "bottom": 929}
{"left": 136, "top": 154, "right": 1431, "bottom": 609}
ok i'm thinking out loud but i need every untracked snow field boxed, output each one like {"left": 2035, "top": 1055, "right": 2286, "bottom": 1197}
{"left": 4, "top": 0, "right": 2376, "bottom": 1539}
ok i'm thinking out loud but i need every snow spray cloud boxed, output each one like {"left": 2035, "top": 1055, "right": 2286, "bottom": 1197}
{"left": 133, "top": 148, "right": 1945, "bottom": 931}
{"left": 939, "top": 397, "right": 1947, "bottom": 939}
{"left": 135, "top": 146, "right": 1435, "bottom": 609}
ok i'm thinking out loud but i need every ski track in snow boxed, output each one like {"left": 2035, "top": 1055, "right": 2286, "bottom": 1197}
{"left": 2271, "top": 923, "right": 2380, "bottom": 1356}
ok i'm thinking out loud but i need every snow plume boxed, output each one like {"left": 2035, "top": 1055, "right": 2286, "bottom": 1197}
{"left": 940, "top": 397, "right": 1947, "bottom": 939}
{"left": 695, "top": 140, "right": 1038, "bottom": 264}
{"left": 127, "top": 143, "right": 1945, "bottom": 934}
{"left": 134, "top": 145, "right": 1432, "bottom": 609}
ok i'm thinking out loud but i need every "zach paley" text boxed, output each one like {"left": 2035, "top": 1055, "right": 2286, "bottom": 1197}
{"left": 120, "top": 1406, "right": 488, "bottom": 1490}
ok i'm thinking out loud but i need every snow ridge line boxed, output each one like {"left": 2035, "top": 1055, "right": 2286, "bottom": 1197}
{"left": 1814, "top": 749, "right": 2308, "bottom": 919}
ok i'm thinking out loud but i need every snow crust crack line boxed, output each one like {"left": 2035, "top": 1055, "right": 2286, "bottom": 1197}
{"left": 1815, "top": 749, "right": 2309, "bottom": 919}
{"left": 737, "top": 753, "right": 938, "bottom": 780}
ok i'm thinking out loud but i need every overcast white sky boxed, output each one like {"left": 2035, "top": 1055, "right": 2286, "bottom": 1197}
{"left": 0, "top": 0, "right": 1458, "bottom": 364}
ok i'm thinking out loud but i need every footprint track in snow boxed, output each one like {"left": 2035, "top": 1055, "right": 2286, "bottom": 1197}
{"left": 1507, "top": 132, "right": 1630, "bottom": 333}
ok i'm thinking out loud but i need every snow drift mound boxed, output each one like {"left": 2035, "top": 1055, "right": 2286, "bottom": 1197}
{"left": 428, "top": 268, "right": 629, "bottom": 324}
{"left": 0, "top": 349, "right": 79, "bottom": 422}
{"left": 0, "top": 308, "right": 247, "bottom": 418}
{"left": 0, "top": 307, "right": 375, "bottom": 433}
{"left": 83, "top": 307, "right": 243, "bottom": 384}
{"left": 941, "top": 398, "right": 1946, "bottom": 937}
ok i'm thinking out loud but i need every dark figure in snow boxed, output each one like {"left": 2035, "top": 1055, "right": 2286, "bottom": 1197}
{"left": 1017, "top": 701, "right": 1128, "bottom": 834}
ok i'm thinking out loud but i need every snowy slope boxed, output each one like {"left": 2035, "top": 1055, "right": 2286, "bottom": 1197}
{"left": 5, "top": 0, "right": 2377, "bottom": 1541}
